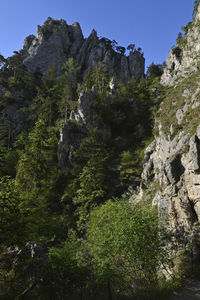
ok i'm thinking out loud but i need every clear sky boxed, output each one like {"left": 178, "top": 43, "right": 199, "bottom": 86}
{"left": 0, "top": 0, "right": 195, "bottom": 70}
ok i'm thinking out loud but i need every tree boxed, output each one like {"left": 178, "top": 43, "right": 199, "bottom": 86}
{"left": 16, "top": 119, "right": 58, "bottom": 190}
{"left": 7, "top": 51, "right": 26, "bottom": 79}
{"left": 48, "top": 233, "right": 90, "bottom": 299}
{"left": 172, "top": 46, "right": 182, "bottom": 63}
{"left": 111, "top": 40, "right": 118, "bottom": 50}
{"left": 87, "top": 199, "right": 170, "bottom": 297}
{"left": 15, "top": 120, "right": 67, "bottom": 243}
{"left": 80, "top": 65, "right": 110, "bottom": 94}
{"left": 44, "top": 63, "right": 57, "bottom": 89}
{"left": 0, "top": 54, "right": 6, "bottom": 70}
{"left": 72, "top": 130, "right": 111, "bottom": 232}
{"left": 0, "top": 146, "right": 18, "bottom": 177}
{"left": 59, "top": 58, "right": 80, "bottom": 120}
{"left": 116, "top": 46, "right": 125, "bottom": 55}
{"left": 176, "top": 32, "right": 183, "bottom": 45}
{"left": 118, "top": 150, "right": 140, "bottom": 187}
{"left": 147, "top": 62, "right": 163, "bottom": 80}
{"left": 127, "top": 43, "right": 135, "bottom": 52}
{"left": 0, "top": 176, "right": 25, "bottom": 245}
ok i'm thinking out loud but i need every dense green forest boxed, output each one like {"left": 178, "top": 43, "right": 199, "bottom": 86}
{"left": 0, "top": 51, "right": 178, "bottom": 299}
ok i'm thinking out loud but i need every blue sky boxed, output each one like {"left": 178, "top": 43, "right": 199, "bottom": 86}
{"left": 0, "top": 0, "right": 195, "bottom": 69}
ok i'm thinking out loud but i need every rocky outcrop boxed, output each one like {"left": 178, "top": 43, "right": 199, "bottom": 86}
{"left": 58, "top": 88, "right": 111, "bottom": 171}
{"left": 161, "top": 5, "right": 200, "bottom": 86}
{"left": 139, "top": 5, "right": 200, "bottom": 254}
{"left": 58, "top": 120, "right": 86, "bottom": 172}
{"left": 141, "top": 123, "right": 200, "bottom": 248}
{"left": 1, "top": 17, "right": 144, "bottom": 147}
{"left": 22, "top": 18, "right": 84, "bottom": 76}
{"left": 21, "top": 17, "right": 145, "bottom": 81}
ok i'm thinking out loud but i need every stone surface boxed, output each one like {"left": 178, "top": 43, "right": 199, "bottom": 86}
{"left": 176, "top": 103, "right": 189, "bottom": 125}
{"left": 140, "top": 123, "right": 200, "bottom": 249}
{"left": 21, "top": 17, "right": 145, "bottom": 81}
{"left": 58, "top": 88, "right": 111, "bottom": 170}
{"left": 161, "top": 10, "right": 200, "bottom": 86}
{"left": 141, "top": 141, "right": 155, "bottom": 181}
{"left": 58, "top": 120, "right": 86, "bottom": 172}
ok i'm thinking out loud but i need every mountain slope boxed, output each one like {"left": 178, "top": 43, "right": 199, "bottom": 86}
{"left": 139, "top": 2, "right": 200, "bottom": 270}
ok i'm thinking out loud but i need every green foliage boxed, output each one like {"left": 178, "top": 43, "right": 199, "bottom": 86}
{"left": 8, "top": 76, "right": 21, "bottom": 89}
{"left": 0, "top": 177, "right": 25, "bottom": 245}
{"left": 193, "top": 0, "right": 200, "bottom": 20}
{"left": 49, "top": 234, "right": 90, "bottom": 298}
{"left": 16, "top": 119, "right": 58, "bottom": 190}
{"left": 72, "top": 130, "right": 112, "bottom": 231}
{"left": 78, "top": 65, "right": 110, "bottom": 93}
{"left": 6, "top": 52, "right": 38, "bottom": 99}
{"left": 1, "top": 90, "right": 15, "bottom": 104}
{"left": 172, "top": 47, "right": 182, "bottom": 63}
{"left": 0, "top": 116, "right": 12, "bottom": 147}
{"left": 44, "top": 63, "right": 57, "bottom": 89}
{"left": 13, "top": 120, "right": 68, "bottom": 245}
{"left": 176, "top": 32, "right": 183, "bottom": 44}
{"left": 87, "top": 199, "right": 170, "bottom": 292}
{"left": 147, "top": 62, "right": 163, "bottom": 80}
{"left": 0, "top": 46, "right": 173, "bottom": 298}
{"left": 118, "top": 149, "right": 143, "bottom": 187}
{"left": 58, "top": 58, "right": 80, "bottom": 120}
{"left": 156, "top": 68, "right": 200, "bottom": 138}
{"left": 0, "top": 147, "right": 18, "bottom": 177}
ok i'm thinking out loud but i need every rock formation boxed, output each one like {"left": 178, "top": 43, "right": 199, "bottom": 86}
{"left": 0, "top": 17, "right": 145, "bottom": 148}
{"left": 139, "top": 4, "right": 200, "bottom": 259}
{"left": 21, "top": 17, "right": 145, "bottom": 82}
{"left": 161, "top": 5, "right": 200, "bottom": 86}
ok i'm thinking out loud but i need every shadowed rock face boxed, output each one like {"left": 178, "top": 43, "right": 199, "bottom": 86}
{"left": 138, "top": 4, "right": 200, "bottom": 256}
{"left": 141, "top": 126, "right": 200, "bottom": 246}
{"left": 21, "top": 17, "right": 145, "bottom": 82}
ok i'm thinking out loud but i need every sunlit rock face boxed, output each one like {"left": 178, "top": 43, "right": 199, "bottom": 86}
{"left": 161, "top": 5, "right": 200, "bottom": 87}
{"left": 139, "top": 5, "right": 200, "bottom": 256}
{"left": 21, "top": 17, "right": 145, "bottom": 81}
{"left": 22, "top": 18, "right": 84, "bottom": 75}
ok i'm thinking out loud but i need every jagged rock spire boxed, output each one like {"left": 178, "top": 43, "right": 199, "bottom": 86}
{"left": 21, "top": 18, "right": 144, "bottom": 82}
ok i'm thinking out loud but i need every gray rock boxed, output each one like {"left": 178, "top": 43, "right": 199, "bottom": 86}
{"left": 176, "top": 103, "right": 189, "bottom": 125}
{"left": 139, "top": 125, "right": 200, "bottom": 247}
{"left": 188, "top": 135, "right": 200, "bottom": 171}
{"left": 58, "top": 120, "right": 86, "bottom": 171}
{"left": 21, "top": 17, "right": 145, "bottom": 81}
{"left": 22, "top": 17, "right": 82, "bottom": 75}
{"left": 161, "top": 14, "right": 200, "bottom": 87}
{"left": 141, "top": 141, "right": 155, "bottom": 181}
{"left": 163, "top": 154, "right": 185, "bottom": 185}
{"left": 74, "top": 89, "right": 111, "bottom": 140}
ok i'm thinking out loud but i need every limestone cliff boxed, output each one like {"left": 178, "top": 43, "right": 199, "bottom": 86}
{"left": 161, "top": 5, "right": 200, "bottom": 86}
{"left": 0, "top": 17, "right": 145, "bottom": 148}
{"left": 139, "top": 5, "right": 200, "bottom": 258}
{"left": 21, "top": 17, "right": 144, "bottom": 82}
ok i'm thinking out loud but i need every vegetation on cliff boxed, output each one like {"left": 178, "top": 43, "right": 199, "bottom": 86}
{"left": 0, "top": 46, "right": 172, "bottom": 299}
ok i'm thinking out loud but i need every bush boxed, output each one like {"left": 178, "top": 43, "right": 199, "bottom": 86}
{"left": 87, "top": 199, "right": 170, "bottom": 297}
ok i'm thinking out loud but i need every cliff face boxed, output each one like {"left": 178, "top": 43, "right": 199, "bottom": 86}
{"left": 140, "top": 5, "right": 200, "bottom": 255}
{"left": 21, "top": 17, "right": 145, "bottom": 82}
{"left": 0, "top": 17, "right": 145, "bottom": 148}
{"left": 161, "top": 5, "right": 200, "bottom": 86}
